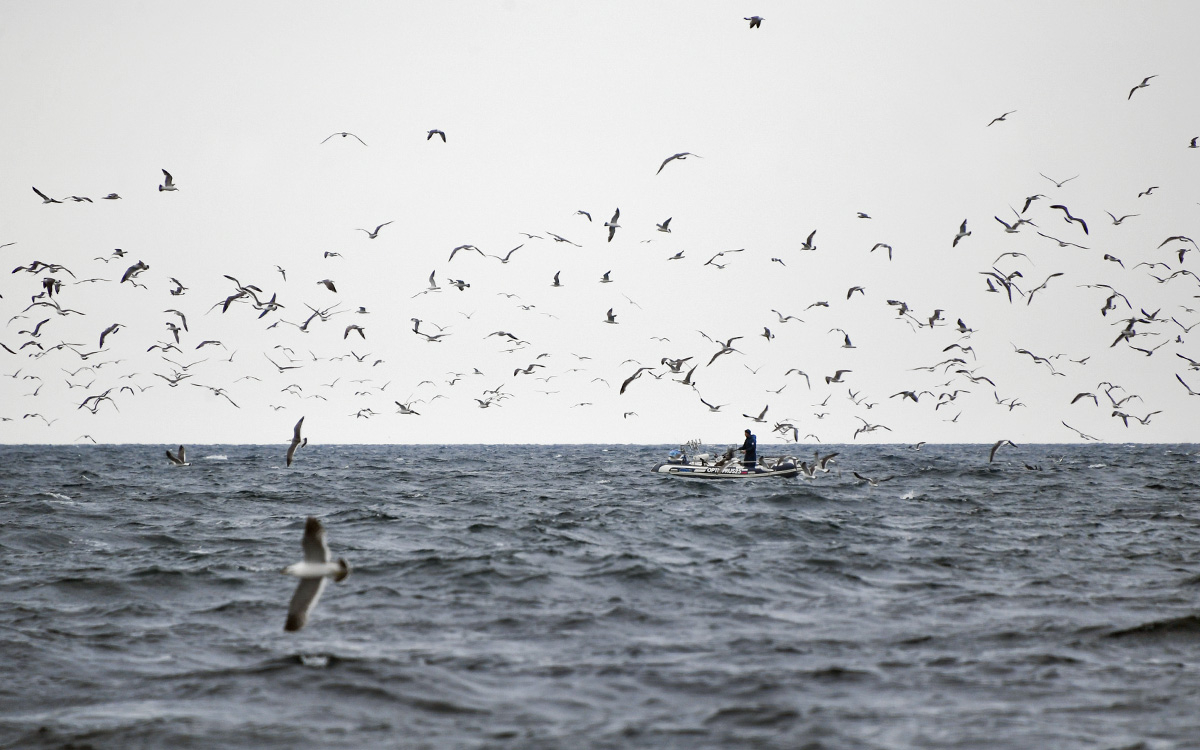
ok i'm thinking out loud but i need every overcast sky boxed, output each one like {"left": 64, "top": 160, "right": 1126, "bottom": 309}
{"left": 2, "top": 2, "right": 1199, "bottom": 446}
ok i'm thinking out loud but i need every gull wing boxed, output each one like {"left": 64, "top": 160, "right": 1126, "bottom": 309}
{"left": 284, "top": 576, "right": 327, "bottom": 631}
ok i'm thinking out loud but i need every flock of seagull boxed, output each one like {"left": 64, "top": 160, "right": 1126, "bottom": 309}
{"left": 4, "top": 8, "right": 1199, "bottom": 631}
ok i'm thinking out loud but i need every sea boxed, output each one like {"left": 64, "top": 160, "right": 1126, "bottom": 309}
{"left": 1, "top": 443, "right": 1199, "bottom": 750}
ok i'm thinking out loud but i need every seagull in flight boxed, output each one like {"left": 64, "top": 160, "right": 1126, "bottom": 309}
{"left": 604, "top": 208, "right": 620, "bottom": 242}
{"left": 159, "top": 169, "right": 177, "bottom": 192}
{"left": 1128, "top": 75, "right": 1157, "bottom": 99}
{"left": 320, "top": 132, "right": 367, "bottom": 146}
{"left": 744, "top": 16, "right": 763, "bottom": 28}
{"left": 356, "top": 221, "right": 393, "bottom": 239}
{"left": 1105, "top": 211, "right": 1139, "bottom": 225}
{"left": 656, "top": 152, "right": 701, "bottom": 175}
{"left": 32, "top": 187, "right": 61, "bottom": 204}
{"left": 286, "top": 417, "right": 305, "bottom": 467}
{"left": 952, "top": 219, "right": 971, "bottom": 247}
{"left": 987, "top": 110, "right": 1016, "bottom": 126}
{"left": 427, "top": 129, "right": 446, "bottom": 142}
{"left": 1049, "top": 204, "right": 1088, "bottom": 234}
{"left": 282, "top": 517, "right": 349, "bottom": 632}
{"left": 1039, "top": 173, "right": 1078, "bottom": 188}
{"left": 988, "top": 439, "right": 1016, "bottom": 463}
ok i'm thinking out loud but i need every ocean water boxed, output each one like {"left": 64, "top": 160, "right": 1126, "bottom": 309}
{"left": 1, "top": 443, "right": 1199, "bottom": 749}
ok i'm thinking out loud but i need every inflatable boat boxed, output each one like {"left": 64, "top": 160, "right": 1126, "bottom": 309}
{"left": 651, "top": 443, "right": 801, "bottom": 480}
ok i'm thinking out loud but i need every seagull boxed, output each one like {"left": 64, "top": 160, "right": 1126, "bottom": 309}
{"left": 1021, "top": 194, "right": 1045, "bottom": 213}
{"left": 988, "top": 439, "right": 1016, "bottom": 463}
{"left": 799, "top": 230, "right": 817, "bottom": 252}
{"left": 698, "top": 395, "right": 726, "bottom": 412}
{"left": 1035, "top": 231, "right": 1087, "bottom": 249}
{"left": 165, "top": 445, "right": 189, "bottom": 466}
{"left": 1137, "top": 186, "right": 1159, "bottom": 198}
{"left": 551, "top": 271, "right": 562, "bottom": 287}
{"left": 102, "top": 193, "right": 121, "bottom": 200}
{"left": 656, "top": 152, "right": 701, "bottom": 175}
{"left": 575, "top": 210, "right": 592, "bottom": 221}
{"left": 1190, "top": 137, "right": 1198, "bottom": 149}
{"left": 656, "top": 217, "right": 672, "bottom": 233}
{"left": 282, "top": 517, "right": 349, "bottom": 632}
{"left": 320, "top": 131, "right": 367, "bottom": 145}
{"left": 317, "top": 279, "right": 337, "bottom": 293}
{"left": 987, "top": 110, "right": 1016, "bottom": 126}
{"left": 743, "top": 405, "right": 769, "bottom": 422}
{"left": 286, "top": 417, "right": 305, "bottom": 467}
{"left": 825, "top": 369, "right": 851, "bottom": 384}
{"left": 604, "top": 208, "right": 620, "bottom": 242}
{"left": 1061, "top": 421, "right": 1098, "bottom": 441}
{"left": 1127, "top": 75, "right": 1157, "bottom": 99}
{"left": 619, "top": 366, "right": 653, "bottom": 394}
{"left": 356, "top": 221, "right": 393, "bottom": 239}
{"left": 159, "top": 169, "right": 177, "bottom": 192}
{"left": 1048, "top": 204, "right": 1088, "bottom": 234}
{"left": 1106, "top": 211, "right": 1139, "bottom": 225}
{"left": 744, "top": 16, "right": 763, "bottom": 28}
{"left": 869, "top": 243, "right": 893, "bottom": 260}
{"left": 604, "top": 308, "right": 617, "bottom": 324}
{"left": 427, "top": 129, "right": 446, "bottom": 142}
{"left": 952, "top": 219, "right": 971, "bottom": 247}
{"left": 1039, "top": 173, "right": 1078, "bottom": 188}
{"left": 32, "top": 187, "right": 61, "bottom": 204}
{"left": 853, "top": 472, "right": 894, "bottom": 486}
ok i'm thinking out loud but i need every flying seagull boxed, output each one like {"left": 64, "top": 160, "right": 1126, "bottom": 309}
{"left": 281, "top": 517, "right": 350, "bottom": 632}
{"left": 952, "top": 219, "right": 971, "bottom": 247}
{"left": 32, "top": 187, "right": 61, "bottom": 204}
{"left": 1128, "top": 75, "right": 1157, "bottom": 100}
{"left": 286, "top": 417, "right": 305, "bottom": 467}
{"left": 159, "top": 169, "right": 177, "bottom": 192}
{"left": 1049, "top": 204, "right": 1088, "bottom": 234}
{"left": 656, "top": 152, "right": 701, "bottom": 175}
{"left": 1039, "top": 173, "right": 1078, "bottom": 188}
{"left": 605, "top": 208, "right": 620, "bottom": 242}
{"left": 427, "top": 129, "right": 446, "bottom": 142}
{"left": 356, "top": 221, "right": 393, "bottom": 239}
{"left": 320, "top": 132, "right": 367, "bottom": 146}
{"left": 744, "top": 16, "right": 763, "bottom": 28}
{"left": 989, "top": 439, "right": 1017, "bottom": 463}
{"left": 987, "top": 110, "right": 1016, "bottom": 126}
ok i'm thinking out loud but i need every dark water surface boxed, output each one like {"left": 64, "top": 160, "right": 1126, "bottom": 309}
{"left": 2, "top": 443, "right": 1199, "bottom": 749}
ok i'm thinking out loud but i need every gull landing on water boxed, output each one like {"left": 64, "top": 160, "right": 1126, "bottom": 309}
{"left": 166, "top": 445, "right": 189, "bottom": 466}
{"left": 282, "top": 517, "right": 350, "bottom": 632}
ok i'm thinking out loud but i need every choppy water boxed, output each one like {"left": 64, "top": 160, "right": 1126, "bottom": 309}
{"left": 2, "top": 443, "right": 1199, "bottom": 749}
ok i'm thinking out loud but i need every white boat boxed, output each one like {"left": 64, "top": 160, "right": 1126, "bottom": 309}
{"left": 651, "top": 442, "right": 801, "bottom": 480}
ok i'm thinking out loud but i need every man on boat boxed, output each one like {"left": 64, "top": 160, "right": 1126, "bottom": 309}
{"left": 739, "top": 429, "right": 757, "bottom": 470}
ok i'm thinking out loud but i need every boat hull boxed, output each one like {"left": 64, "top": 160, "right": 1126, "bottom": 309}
{"left": 651, "top": 462, "right": 799, "bottom": 479}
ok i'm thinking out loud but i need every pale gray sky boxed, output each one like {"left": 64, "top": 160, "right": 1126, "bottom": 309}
{"left": 3, "top": 2, "right": 1199, "bottom": 445}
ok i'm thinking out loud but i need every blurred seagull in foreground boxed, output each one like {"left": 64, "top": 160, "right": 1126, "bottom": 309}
{"left": 282, "top": 517, "right": 349, "bottom": 632}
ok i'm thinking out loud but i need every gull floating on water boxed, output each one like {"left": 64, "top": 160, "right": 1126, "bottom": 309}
{"left": 282, "top": 517, "right": 349, "bottom": 632}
